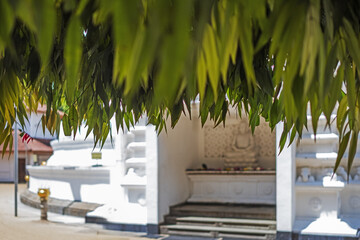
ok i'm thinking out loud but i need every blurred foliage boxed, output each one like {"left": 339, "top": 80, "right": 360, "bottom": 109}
{"left": 0, "top": 0, "right": 360, "bottom": 171}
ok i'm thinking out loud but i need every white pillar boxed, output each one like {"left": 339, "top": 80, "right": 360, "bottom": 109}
{"left": 276, "top": 122, "right": 296, "bottom": 233}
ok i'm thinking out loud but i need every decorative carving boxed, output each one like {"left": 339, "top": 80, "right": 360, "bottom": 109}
{"left": 204, "top": 119, "right": 275, "bottom": 162}
{"left": 137, "top": 194, "right": 146, "bottom": 206}
{"left": 353, "top": 167, "right": 360, "bottom": 181}
{"left": 296, "top": 167, "right": 315, "bottom": 182}
{"left": 223, "top": 121, "right": 257, "bottom": 167}
{"left": 336, "top": 166, "right": 350, "bottom": 182}
{"left": 262, "top": 186, "right": 273, "bottom": 195}
{"left": 230, "top": 185, "right": 243, "bottom": 195}
{"left": 309, "top": 197, "right": 322, "bottom": 211}
{"left": 320, "top": 168, "right": 336, "bottom": 182}
{"left": 126, "top": 167, "right": 145, "bottom": 178}
{"left": 349, "top": 196, "right": 360, "bottom": 209}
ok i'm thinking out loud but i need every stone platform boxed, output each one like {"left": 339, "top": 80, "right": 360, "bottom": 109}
{"left": 20, "top": 188, "right": 101, "bottom": 217}
{"left": 161, "top": 203, "right": 276, "bottom": 239}
{"left": 167, "top": 203, "right": 276, "bottom": 220}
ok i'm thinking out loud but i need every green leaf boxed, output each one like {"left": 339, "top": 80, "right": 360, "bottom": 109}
{"left": 170, "top": 101, "right": 183, "bottom": 128}
{"left": 115, "top": 110, "right": 123, "bottom": 132}
{"left": 34, "top": 0, "right": 56, "bottom": 64}
{"left": 1, "top": 135, "right": 10, "bottom": 158}
{"left": 279, "top": 129, "right": 288, "bottom": 154}
{"left": 347, "top": 131, "right": 358, "bottom": 182}
{"left": 343, "top": 19, "right": 360, "bottom": 70}
{"left": 64, "top": 16, "right": 82, "bottom": 103}
{"left": 75, "top": 0, "right": 90, "bottom": 16}
{"left": 111, "top": 0, "right": 139, "bottom": 86}
{"left": 345, "top": 63, "right": 356, "bottom": 130}
{"left": 288, "top": 127, "right": 297, "bottom": 147}
{"left": 203, "top": 24, "right": 220, "bottom": 100}
{"left": 310, "top": 94, "right": 321, "bottom": 138}
{"left": 337, "top": 96, "right": 348, "bottom": 135}
{"left": 197, "top": 51, "right": 207, "bottom": 101}
{"left": 238, "top": 10, "right": 255, "bottom": 90}
{"left": 0, "top": 0, "right": 14, "bottom": 49}
{"left": 333, "top": 131, "right": 350, "bottom": 176}
{"left": 7, "top": 134, "right": 13, "bottom": 160}
{"left": 41, "top": 115, "right": 46, "bottom": 135}
{"left": 62, "top": 115, "right": 71, "bottom": 136}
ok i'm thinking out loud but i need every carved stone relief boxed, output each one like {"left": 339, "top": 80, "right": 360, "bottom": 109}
{"left": 349, "top": 195, "right": 360, "bottom": 209}
{"left": 295, "top": 166, "right": 358, "bottom": 183}
{"left": 309, "top": 197, "right": 322, "bottom": 211}
{"left": 204, "top": 119, "right": 275, "bottom": 163}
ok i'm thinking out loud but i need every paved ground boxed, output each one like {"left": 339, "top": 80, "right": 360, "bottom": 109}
{"left": 0, "top": 183, "right": 158, "bottom": 240}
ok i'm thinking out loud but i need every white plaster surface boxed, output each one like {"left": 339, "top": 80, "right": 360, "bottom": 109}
{"left": 188, "top": 174, "right": 276, "bottom": 204}
{"left": 293, "top": 217, "right": 359, "bottom": 237}
{"left": 87, "top": 203, "right": 147, "bottom": 225}
{"left": 276, "top": 122, "right": 296, "bottom": 232}
{"left": 28, "top": 166, "right": 112, "bottom": 203}
{"left": 158, "top": 113, "right": 199, "bottom": 223}
{"left": 146, "top": 125, "right": 159, "bottom": 225}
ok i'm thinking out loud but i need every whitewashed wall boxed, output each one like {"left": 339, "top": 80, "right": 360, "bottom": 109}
{"left": 158, "top": 110, "right": 200, "bottom": 222}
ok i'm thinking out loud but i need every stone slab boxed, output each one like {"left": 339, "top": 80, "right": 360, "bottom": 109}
{"left": 20, "top": 189, "right": 101, "bottom": 217}
{"left": 64, "top": 201, "right": 101, "bottom": 217}
{"left": 170, "top": 203, "right": 276, "bottom": 220}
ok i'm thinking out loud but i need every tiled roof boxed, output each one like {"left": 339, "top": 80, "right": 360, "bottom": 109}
{"left": 0, "top": 131, "right": 53, "bottom": 154}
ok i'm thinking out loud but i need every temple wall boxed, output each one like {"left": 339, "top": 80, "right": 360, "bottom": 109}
{"left": 158, "top": 112, "right": 200, "bottom": 222}
{"left": 197, "top": 112, "right": 276, "bottom": 170}
{"left": 157, "top": 104, "right": 276, "bottom": 222}
{"left": 27, "top": 166, "right": 111, "bottom": 203}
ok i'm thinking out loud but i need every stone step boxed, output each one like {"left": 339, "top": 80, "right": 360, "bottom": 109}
{"left": 296, "top": 143, "right": 338, "bottom": 154}
{"left": 296, "top": 152, "right": 337, "bottom": 167}
{"left": 306, "top": 114, "right": 337, "bottom": 133}
{"left": 130, "top": 126, "right": 147, "bottom": 133}
{"left": 127, "top": 126, "right": 146, "bottom": 142}
{"left": 296, "top": 152, "right": 360, "bottom": 168}
{"left": 126, "top": 142, "right": 146, "bottom": 150}
{"left": 136, "top": 117, "right": 147, "bottom": 126}
{"left": 297, "top": 133, "right": 339, "bottom": 154}
{"left": 160, "top": 228, "right": 269, "bottom": 239}
{"left": 160, "top": 224, "right": 276, "bottom": 237}
{"left": 124, "top": 157, "right": 147, "bottom": 166}
{"left": 169, "top": 204, "right": 276, "bottom": 220}
{"left": 120, "top": 174, "right": 147, "bottom": 187}
{"left": 300, "top": 133, "right": 338, "bottom": 144}
{"left": 175, "top": 216, "right": 276, "bottom": 226}
{"left": 126, "top": 142, "right": 146, "bottom": 158}
{"left": 20, "top": 189, "right": 101, "bottom": 217}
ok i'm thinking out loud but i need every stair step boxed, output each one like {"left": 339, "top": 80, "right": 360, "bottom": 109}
{"left": 175, "top": 216, "right": 276, "bottom": 226}
{"left": 125, "top": 158, "right": 147, "bottom": 165}
{"left": 129, "top": 126, "right": 146, "bottom": 141}
{"left": 127, "top": 142, "right": 146, "bottom": 149}
{"left": 296, "top": 152, "right": 337, "bottom": 160}
{"left": 306, "top": 114, "right": 337, "bottom": 127}
{"left": 161, "top": 224, "right": 276, "bottom": 235}
{"left": 160, "top": 229, "right": 216, "bottom": 238}
{"left": 170, "top": 204, "right": 276, "bottom": 220}
{"left": 299, "top": 133, "right": 338, "bottom": 145}
{"left": 161, "top": 229, "right": 269, "bottom": 239}
{"left": 219, "top": 232, "right": 268, "bottom": 239}
{"left": 126, "top": 142, "right": 146, "bottom": 158}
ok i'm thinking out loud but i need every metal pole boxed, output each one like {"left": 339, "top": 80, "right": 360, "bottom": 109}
{"left": 14, "top": 116, "right": 18, "bottom": 217}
